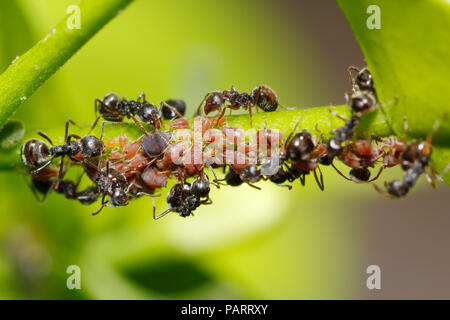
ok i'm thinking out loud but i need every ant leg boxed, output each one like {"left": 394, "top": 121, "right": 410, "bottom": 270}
{"left": 299, "top": 173, "right": 306, "bottom": 186}
{"left": 65, "top": 119, "right": 81, "bottom": 143}
{"left": 30, "top": 160, "right": 53, "bottom": 176}
{"left": 279, "top": 103, "right": 295, "bottom": 111}
{"left": 248, "top": 103, "right": 253, "bottom": 127}
{"left": 90, "top": 99, "right": 104, "bottom": 133}
{"left": 371, "top": 182, "right": 394, "bottom": 199}
{"left": 274, "top": 183, "right": 293, "bottom": 190}
{"left": 201, "top": 197, "right": 213, "bottom": 205}
{"left": 196, "top": 94, "right": 209, "bottom": 116}
{"left": 368, "top": 167, "right": 384, "bottom": 182}
{"left": 314, "top": 166, "right": 325, "bottom": 191}
{"left": 135, "top": 191, "right": 161, "bottom": 198}
{"left": 88, "top": 116, "right": 101, "bottom": 135}
{"left": 347, "top": 66, "right": 360, "bottom": 90}
{"left": 284, "top": 109, "right": 307, "bottom": 147}
{"left": 329, "top": 104, "right": 347, "bottom": 122}
{"left": 100, "top": 121, "right": 129, "bottom": 140}
{"left": 330, "top": 162, "right": 352, "bottom": 181}
{"left": 56, "top": 155, "right": 66, "bottom": 187}
{"left": 160, "top": 101, "right": 183, "bottom": 119}
{"left": 92, "top": 194, "right": 107, "bottom": 215}
{"left": 206, "top": 164, "right": 220, "bottom": 189}
{"left": 129, "top": 115, "right": 153, "bottom": 134}
{"left": 247, "top": 182, "right": 261, "bottom": 190}
{"left": 436, "top": 162, "right": 450, "bottom": 182}
{"left": 37, "top": 131, "right": 54, "bottom": 146}
{"left": 426, "top": 163, "right": 437, "bottom": 189}
{"left": 67, "top": 134, "right": 81, "bottom": 143}
{"left": 138, "top": 92, "right": 147, "bottom": 102}
{"left": 426, "top": 112, "right": 448, "bottom": 145}
{"left": 213, "top": 106, "right": 227, "bottom": 128}
{"left": 154, "top": 206, "right": 173, "bottom": 220}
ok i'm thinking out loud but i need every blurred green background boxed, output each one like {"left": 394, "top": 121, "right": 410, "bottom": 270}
{"left": 1, "top": 0, "right": 449, "bottom": 299}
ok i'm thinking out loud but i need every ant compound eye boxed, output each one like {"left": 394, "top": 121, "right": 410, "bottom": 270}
{"left": 191, "top": 177, "right": 210, "bottom": 198}
{"left": 21, "top": 139, "right": 50, "bottom": 168}
{"left": 162, "top": 99, "right": 186, "bottom": 120}
{"left": 81, "top": 136, "right": 104, "bottom": 158}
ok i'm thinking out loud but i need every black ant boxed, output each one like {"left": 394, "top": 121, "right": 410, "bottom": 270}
{"left": 21, "top": 120, "right": 104, "bottom": 184}
{"left": 330, "top": 139, "right": 384, "bottom": 183}
{"left": 91, "top": 92, "right": 183, "bottom": 134}
{"left": 153, "top": 177, "right": 212, "bottom": 220}
{"left": 86, "top": 157, "right": 161, "bottom": 215}
{"left": 196, "top": 85, "right": 286, "bottom": 127}
{"left": 25, "top": 164, "right": 99, "bottom": 205}
{"left": 278, "top": 112, "right": 326, "bottom": 190}
{"left": 326, "top": 66, "right": 392, "bottom": 163}
{"left": 373, "top": 114, "right": 450, "bottom": 198}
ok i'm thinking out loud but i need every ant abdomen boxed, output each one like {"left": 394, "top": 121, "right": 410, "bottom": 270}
{"left": 162, "top": 99, "right": 186, "bottom": 120}
{"left": 251, "top": 85, "right": 279, "bottom": 112}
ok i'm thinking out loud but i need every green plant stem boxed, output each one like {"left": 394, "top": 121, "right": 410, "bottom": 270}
{"left": 0, "top": 104, "right": 393, "bottom": 170}
{"left": 0, "top": 0, "right": 134, "bottom": 130}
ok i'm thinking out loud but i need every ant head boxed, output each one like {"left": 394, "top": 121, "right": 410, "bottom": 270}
{"left": 286, "top": 130, "right": 315, "bottom": 162}
{"left": 80, "top": 136, "right": 104, "bottom": 158}
{"left": 251, "top": 85, "right": 278, "bottom": 112}
{"left": 21, "top": 139, "right": 50, "bottom": 168}
{"left": 137, "top": 103, "right": 161, "bottom": 128}
{"left": 355, "top": 68, "right": 374, "bottom": 92}
{"left": 109, "top": 188, "right": 129, "bottom": 206}
{"left": 350, "top": 168, "right": 371, "bottom": 181}
{"left": 102, "top": 93, "right": 121, "bottom": 111}
{"left": 142, "top": 131, "right": 171, "bottom": 158}
{"left": 162, "top": 99, "right": 186, "bottom": 120}
{"left": 239, "top": 164, "right": 261, "bottom": 183}
{"left": 350, "top": 91, "right": 376, "bottom": 114}
{"left": 191, "top": 176, "right": 210, "bottom": 198}
{"left": 204, "top": 92, "right": 224, "bottom": 114}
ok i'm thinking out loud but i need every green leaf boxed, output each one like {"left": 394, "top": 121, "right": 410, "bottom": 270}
{"left": 337, "top": 0, "right": 450, "bottom": 184}
{"left": 0, "top": 0, "right": 134, "bottom": 130}
{"left": 0, "top": 119, "right": 24, "bottom": 151}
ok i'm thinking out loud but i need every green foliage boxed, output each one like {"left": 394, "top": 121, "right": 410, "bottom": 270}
{"left": 338, "top": 0, "right": 450, "bottom": 183}
{"left": 0, "top": 0, "right": 134, "bottom": 130}
{"left": 0, "top": 120, "right": 24, "bottom": 151}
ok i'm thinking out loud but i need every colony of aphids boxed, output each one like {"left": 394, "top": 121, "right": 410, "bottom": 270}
{"left": 20, "top": 67, "right": 449, "bottom": 219}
